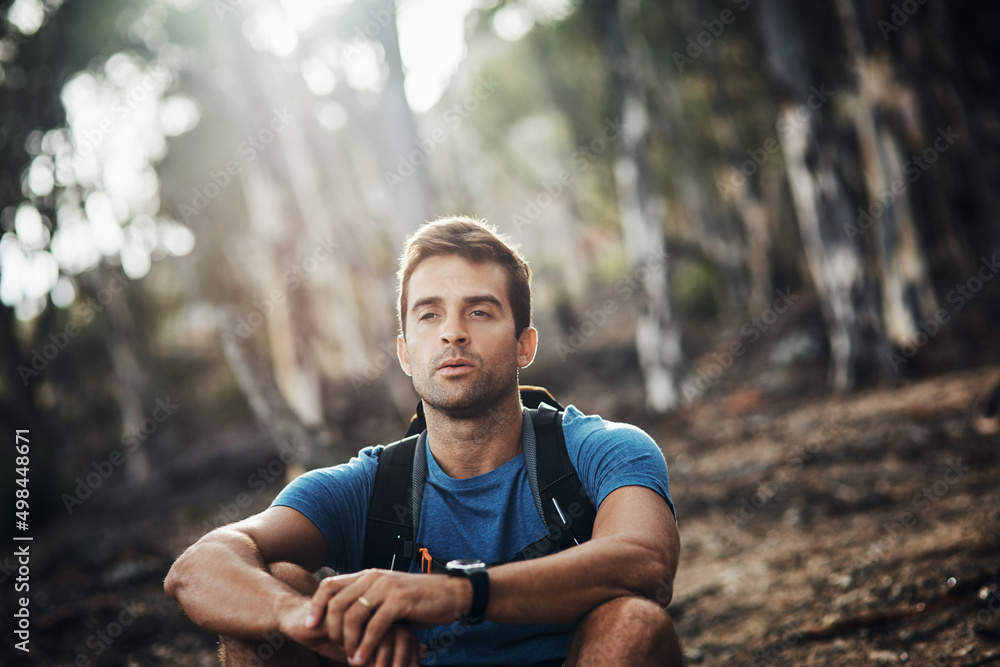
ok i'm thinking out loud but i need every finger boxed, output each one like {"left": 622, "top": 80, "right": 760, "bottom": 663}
{"left": 307, "top": 574, "right": 356, "bottom": 628}
{"left": 372, "top": 632, "right": 394, "bottom": 667}
{"left": 342, "top": 595, "right": 378, "bottom": 661}
{"left": 351, "top": 602, "right": 401, "bottom": 665}
{"left": 324, "top": 575, "right": 376, "bottom": 646}
{"left": 391, "top": 627, "right": 414, "bottom": 667}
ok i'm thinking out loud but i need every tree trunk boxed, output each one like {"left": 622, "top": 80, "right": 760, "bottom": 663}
{"left": 367, "top": 0, "right": 435, "bottom": 247}
{"left": 214, "top": 10, "right": 387, "bottom": 433}
{"left": 758, "top": 0, "right": 888, "bottom": 389}
{"left": 833, "top": 0, "right": 937, "bottom": 347}
{"left": 601, "top": 0, "right": 684, "bottom": 413}
{"left": 219, "top": 306, "right": 351, "bottom": 472}
{"left": 699, "top": 8, "right": 774, "bottom": 317}
{"left": 96, "top": 264, "right": 150, "bottom": 485}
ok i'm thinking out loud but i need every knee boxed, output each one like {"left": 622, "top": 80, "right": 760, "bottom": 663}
{"left": 266, "top": 561, "right": 320, "bottom": 596}
{"left": 606, "top": 596, "right": 675, "bottom": 645}
{"left": 570, "top": 596, "right": 682, "bottom": 666}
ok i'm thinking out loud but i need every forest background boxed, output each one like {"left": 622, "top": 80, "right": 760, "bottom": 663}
{"left": 1, "top": 0, "right": 999, "bottom": 664}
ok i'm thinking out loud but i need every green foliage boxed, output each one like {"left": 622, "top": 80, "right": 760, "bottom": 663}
{"left": 673, "top": 258, "right": 720, "bottom": 320}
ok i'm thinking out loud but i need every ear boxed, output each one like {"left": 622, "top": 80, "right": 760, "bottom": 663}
{"left": 516, "top": 326, "right": 538, "bottom": 369}
{"left": 397, "top": 334, "right": 412, "bottom": 377}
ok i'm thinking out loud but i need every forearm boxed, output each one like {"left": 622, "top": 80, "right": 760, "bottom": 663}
{"left": 164, "top": 528, "right": 305, "bottom": 638}
{"left": 485, "top": 531, "right": 677, "bottom": 624}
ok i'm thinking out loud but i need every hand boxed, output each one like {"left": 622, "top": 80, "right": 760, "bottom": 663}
{"left": 280, "top": 600, "right": 425, "bottom": 667}
{"left": 304, "top": 569, "right": 472, "bottom": 665}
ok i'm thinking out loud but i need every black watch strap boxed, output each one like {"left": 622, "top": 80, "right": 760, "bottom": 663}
{"left": 446, "top": 560, "right": 490, "bottom": 624}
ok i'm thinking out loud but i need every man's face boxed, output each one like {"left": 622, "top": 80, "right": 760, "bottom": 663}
{"left": 397, "top": 255, "right": 536, "bottom": 417}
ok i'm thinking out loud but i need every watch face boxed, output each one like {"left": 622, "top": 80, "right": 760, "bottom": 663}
{"left": 447, "top": 559, "right": 485, "bottom": 570}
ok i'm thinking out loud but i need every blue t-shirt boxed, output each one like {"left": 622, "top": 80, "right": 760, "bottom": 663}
{"left": 271, "top": 405, "right": 674, "bottom": 666}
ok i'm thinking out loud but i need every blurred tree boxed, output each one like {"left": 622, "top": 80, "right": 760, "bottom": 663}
{"left": 757, "top": 0, "right": 889, "bottom": 389}
{"left": 599, "top": 0, "right": 684, "bottom": 413}
{"left": 833, "top": 0, "right": 937, "bottom": 349}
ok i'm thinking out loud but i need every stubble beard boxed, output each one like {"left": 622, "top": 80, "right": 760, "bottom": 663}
{"left": 414, "top": 355, "right": 519, "bottom": 420}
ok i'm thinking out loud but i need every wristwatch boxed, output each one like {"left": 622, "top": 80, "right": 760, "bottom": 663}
{"left": 445, "top": 559, "right": 489, "bottom": 624}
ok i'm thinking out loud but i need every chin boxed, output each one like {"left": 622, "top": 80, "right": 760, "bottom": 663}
{"left": 419, "top": 377, "right": 512, "bottom": 418}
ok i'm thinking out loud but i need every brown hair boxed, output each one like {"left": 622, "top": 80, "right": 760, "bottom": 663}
{"left": 397, "top": 216, "right": 532, "bottom": 338}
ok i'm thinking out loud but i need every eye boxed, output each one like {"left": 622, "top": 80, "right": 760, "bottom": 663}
{"left": 470, "top": 310, "right": 490, "bottom": 318}
{"left": 419, "top": 312, "right": 439, "bottom": 321}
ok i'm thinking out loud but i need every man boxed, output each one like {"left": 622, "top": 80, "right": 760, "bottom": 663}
{"left": 165, "top": 216, "right": 682, "bottom": 666}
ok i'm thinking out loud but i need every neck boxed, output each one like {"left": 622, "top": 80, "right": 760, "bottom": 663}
{"left": 423, "top": 390, "right": 524, "bottom": 479}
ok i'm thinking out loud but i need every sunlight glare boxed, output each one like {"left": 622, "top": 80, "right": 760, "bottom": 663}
{"left": 491, "top": 6, "right": 534, "bottom": 42}
{"left": 160, "top": 96, "right": 202, "bottom": 136}
{"left": 51, "top": 275, "right": 76, "bottom": 308}
{"left": 397, "top": 0, "right": 475, "bottom": 113}
{"left": 6, "top": 0, "right": 44, "bottom": 36}
{"left": 15, "top": 204, "right": 48, "bottom": 251}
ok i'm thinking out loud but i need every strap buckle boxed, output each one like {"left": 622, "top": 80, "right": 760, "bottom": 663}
{"left": 419, "top": 546, "right": 433, "bottom": 574}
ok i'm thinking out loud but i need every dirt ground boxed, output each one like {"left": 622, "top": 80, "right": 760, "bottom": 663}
{"left": 3, "top": 303, "right": 1000, "bottom": 666}
{"left": 664, "top": 365, "right": 1000, "bottom": 666}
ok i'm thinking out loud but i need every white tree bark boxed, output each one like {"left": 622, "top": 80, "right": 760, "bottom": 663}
{"left": 760, "top": 0, "right": 888, "bottom": 389}
{"left": 605, "top": 0, "right": 684, "bottom": 413}
{"left": 833, "top": 0, "right": 937, "bottom": 347}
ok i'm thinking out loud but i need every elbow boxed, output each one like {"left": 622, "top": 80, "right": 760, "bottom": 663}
{"left": 634, "top": 541, "right": 676, "bottom": 607}
{"left": 164, "top": 530, "right": 221, "bottom": 603}
{"left": 163, "top": 549, "right": 189, "bottom": 602}
{"left": 646, "top": 558, "right": 674, "bottom": 607}
{"left": 163, "top": 571, "right": 178, "bottom": 601}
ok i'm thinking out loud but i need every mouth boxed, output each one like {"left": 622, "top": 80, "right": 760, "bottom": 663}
{"left": 437, "top": 358, "right": 475, "bottom": 374}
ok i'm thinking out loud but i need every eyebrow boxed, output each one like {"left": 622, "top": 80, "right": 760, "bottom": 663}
{"left": 410, "top": 294, "right": 504, "bottom": 313}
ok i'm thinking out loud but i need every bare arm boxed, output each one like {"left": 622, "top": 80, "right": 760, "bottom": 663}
{"left": 163, "top": 506, "right": 327, "bottom": 638}
{"left": 309, "top": 485, "right": 679, "bottom": 664}
{"left": 488, "top": 484, "right": 679, "bottom": 622}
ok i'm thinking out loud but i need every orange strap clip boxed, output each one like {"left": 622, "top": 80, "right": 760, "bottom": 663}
{"left": 419, "top": 547, "right": 433, "bottom": 574}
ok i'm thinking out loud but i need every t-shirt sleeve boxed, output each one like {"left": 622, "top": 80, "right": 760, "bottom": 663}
{"left": 269, "top": 446, "right": 381, "bottom": 574}
{"left": 562, "top": 405, "right": 676, "bottom": 521}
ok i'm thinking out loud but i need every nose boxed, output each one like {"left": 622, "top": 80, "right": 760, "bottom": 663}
{"left": 440, "top": 311, "right": 469, "bottom": 346}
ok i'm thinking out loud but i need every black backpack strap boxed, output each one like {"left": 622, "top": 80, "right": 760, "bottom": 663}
{"left": 362, "top": 432, "right": 427, "bottom": 571}
{"left": 365, "top": 388, "right": 595, "bottom": 569}
{"left": 513, "top": 403, "right": 597, "bottom": 561}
